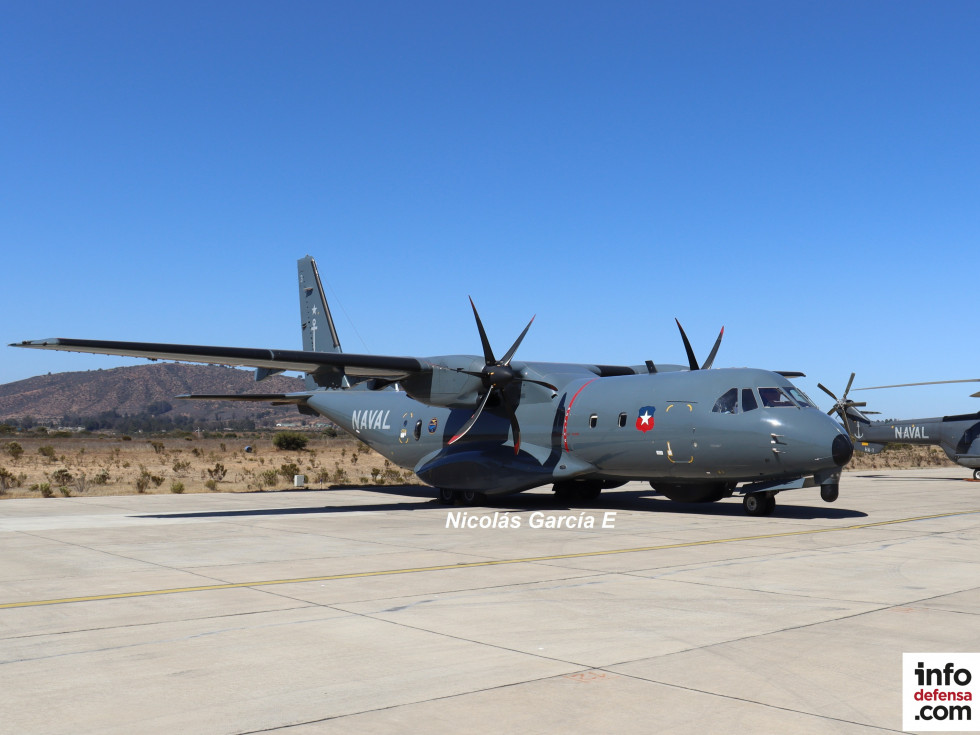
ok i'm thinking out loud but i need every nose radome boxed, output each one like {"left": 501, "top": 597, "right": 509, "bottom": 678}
{"left": 832, "top": 433, "right": 853, "bottom": 466}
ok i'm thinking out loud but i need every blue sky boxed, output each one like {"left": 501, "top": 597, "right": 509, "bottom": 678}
{"left": 2, "top": 1, "right": 978, "bottom": 419}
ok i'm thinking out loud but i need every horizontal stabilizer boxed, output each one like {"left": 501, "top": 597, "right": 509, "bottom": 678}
{"left": 176, "top": 393, "right": 312, "bottom": 406}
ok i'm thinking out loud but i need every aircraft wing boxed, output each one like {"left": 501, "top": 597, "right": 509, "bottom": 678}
{"left": 11, "top": 338, "right": 425, "bottom": 380}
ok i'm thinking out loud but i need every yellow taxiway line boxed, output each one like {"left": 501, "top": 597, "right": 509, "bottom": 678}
{"left": 3, "top": 508, "right": 978, "bottom": 610}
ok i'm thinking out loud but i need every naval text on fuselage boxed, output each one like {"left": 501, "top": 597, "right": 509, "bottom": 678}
{"left": 446, "top": 511, "right": 617, "bottom": 529}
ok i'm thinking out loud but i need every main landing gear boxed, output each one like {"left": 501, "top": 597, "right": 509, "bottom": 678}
{"left": 743, "top": 492, "right": 776, "bottom": 516}
{"left": 974, "top": 469, "right": 980, "bottom": 481}
{"left": 436, "top": 488, "right": 487, "bottom": 505}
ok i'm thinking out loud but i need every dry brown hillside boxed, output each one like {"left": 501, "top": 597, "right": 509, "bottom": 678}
{"left": 0, "top": 363, "right": 305, "bottom": 424}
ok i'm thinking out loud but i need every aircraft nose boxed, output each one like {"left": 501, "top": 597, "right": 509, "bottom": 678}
{"left": 832, "top": 433, "right": 853, "bottom": 466}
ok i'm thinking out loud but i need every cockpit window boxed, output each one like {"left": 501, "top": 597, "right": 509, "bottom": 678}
{"left": 742, "top": 388, "right": 758, "bottom": 412}
{"left": 712, "top": 388, "right": 738, "bottom": 414}
{"left": 759, "top": 387, "right": 797, "bottom": 408}
{"left": 784, "top": 387, "right": 816, "bottom": 408}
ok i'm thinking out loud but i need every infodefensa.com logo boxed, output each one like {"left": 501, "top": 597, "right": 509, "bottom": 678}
{"left": 904, "top": 653, "right": 979, "bottom": 731}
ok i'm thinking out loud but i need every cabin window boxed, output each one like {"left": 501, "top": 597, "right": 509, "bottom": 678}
{"left": 589, "top": 414, "right": 598, "bottom": 429}
{"left": 414, "top": 420, "right": 422, "bottom": 440}
{"left": 741, "top": 388, "right": 759, "bottom": 412}
{"left": 711, "top": 388, "right": 738, "bottom": 414}
{"left": 618, "top": 412, "right": 627, "bottom": 428}
{"left": 759, "top": 387, "right": 796, "bottom": 408}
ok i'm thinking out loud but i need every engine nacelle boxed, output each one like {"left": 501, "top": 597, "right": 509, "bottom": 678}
{"left": 400, "top": 357, "right": 486, "bottom": 409}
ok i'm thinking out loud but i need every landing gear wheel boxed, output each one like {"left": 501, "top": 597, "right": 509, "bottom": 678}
{"left": 744, "top": 492, "right": 775, "bottom": 516}
{"left": 437, "top": 488, "right": 455, "bottom": 505}
{"left": 974, "top": 469, "right": 980, "bottom": 480}
{"left": 456, "top": 490, "right": 487, "bottom": 505}
{"left": 552, "top": 481, "right": 602, "bottom": 503}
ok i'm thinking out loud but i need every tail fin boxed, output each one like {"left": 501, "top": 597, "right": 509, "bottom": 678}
{"left": 298, "top": 256, "right": 346, "bottom": 389}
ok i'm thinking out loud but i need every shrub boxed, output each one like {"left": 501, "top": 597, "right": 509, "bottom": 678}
{"left": 135, "top": 467, "right": 151, "bottom": 493}
{"left": 172, "top": 459, "right": 191, "bottom": 474}
{"left": 273, "top": 431, "right": 308, "bottom": 451}
{"left": 93, "top": 469, "right": 111, "bottom": 485}
{"left": 5, "top": 442, "right": 23, "bottom": 461}
{"left": 38, "top": 445, "right": 56, "bottom": 460}
{"left": 170, "top": 481, "right": 185, "bottom": 494}
{"left": 51, "top": 468, "right": 74, "bottom": 486}
{"left": 278, "top": 462, "right": 301, "bottom": 480}
{"left": 0, "top": 467, "right": 13, "bottom": 494}
{"left": 259, "top": 469, "right": 280, "bottom": 487}
{"left": 204, "top": 479, "right": 218, "bottom": 492}
{"left": 37, "top": 482, "right": 53, "bottom": 498}
{"left": 207, "top": 462, "right": 227, "bottom": 481}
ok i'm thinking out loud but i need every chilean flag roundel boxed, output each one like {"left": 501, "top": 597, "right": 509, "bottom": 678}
{"left": 635, "top": 406, "right": 656, "bottom": 432}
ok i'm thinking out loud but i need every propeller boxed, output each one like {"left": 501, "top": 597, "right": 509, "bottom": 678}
{"left": 818, "top": 373, "right": 871, "bottom": 427}
{"left": 448, "top": 298, "right": 557, "bottom": 454}
{"left": 675, "top": 319, "right": 724, "bottom": 370}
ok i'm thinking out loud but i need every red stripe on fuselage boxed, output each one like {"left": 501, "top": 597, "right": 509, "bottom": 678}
{"left": 562, "top": 379, "right": 596, "bottom": 452}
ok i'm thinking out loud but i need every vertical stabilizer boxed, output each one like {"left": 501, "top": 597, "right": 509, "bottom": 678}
{"left": 298, "top": 256, "right": 346, "bottom": 388}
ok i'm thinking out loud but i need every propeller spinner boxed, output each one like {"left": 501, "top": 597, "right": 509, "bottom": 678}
{"left": 448, "top": 298, "right": 556, "bottom": 454}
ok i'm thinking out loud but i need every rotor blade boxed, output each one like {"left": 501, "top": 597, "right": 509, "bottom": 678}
{"left": 447, "top": 389, "right": 493, "bottom": 446}
{"left": 674, "top": 319, "right": 699, "bottom": 371}
{"left": 700, "top": 326, "right": 725, "bottom": 370}
{"left": 468, "top": 297, "right": 496, "bottom": 365}
{"left": 817, "top": 383, "right": 839, "bottom": 401}
{"left": 844, "top": 372, "right": 855, "bottom": 398}
{"left": 854, "top": 378, "right": 980, "bottom": 391}
{"left": 499, "top": 315, "right": 535, "bottom": 366}
{"left": 503, "top": 400, "right": 521, "bottom": 455}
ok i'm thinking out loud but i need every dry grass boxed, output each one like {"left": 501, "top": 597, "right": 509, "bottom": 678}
{"left": 0, "top": 433, "right": 419, "bottom": 499}
{"left": 845, "top": 443, "right": 958, "bottom": 472}
{"left": 0, "top": 434, "right": 960, "bottom": 500}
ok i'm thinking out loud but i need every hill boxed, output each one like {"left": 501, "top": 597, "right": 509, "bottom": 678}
{"left": 0, "top": 363, "right": 307, "bottom": 426}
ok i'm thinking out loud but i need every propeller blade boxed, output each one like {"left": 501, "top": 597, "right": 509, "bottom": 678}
{"left": 448, "top": 389, "right": 493, "bottom": 446}
{"left": 500, "top": 315, "right": 535, "bottom": 366}
{"left": 645, "top": 360, "right": 658, "bottom": 374}
{"left": 844, "top": 372, "right": 855, "bottom": 397}
{"left": 503, "top": 400, "right": 521, "bottom": 455}
{"left": 468, "top": 297, "right": 496, "bottom": 365}
{"left": 675, "top": 319, "right": 699, "bottom": 371}
{"left": 700, "top": 326, "right": 724, "bottom": 370}
{"left": 854, "top": 378, "right": 980, "bottom": 390}
{"left": 517, "top": 376, "right": 558, "bottom": 392}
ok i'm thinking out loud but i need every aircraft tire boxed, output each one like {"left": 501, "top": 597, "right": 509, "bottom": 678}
{"left": 437, "top": 488, "right": 455, "bottom": 505}
{"left": 974, "top": 469, "right": 980, "bottom": 480}
{"left": 820, "top": 483, "right": 839, "bottom": 503}
{"left": 743, "top": 492, "right": 773, "bottom": 517}
{"left": 457, "top": 490, "right": 487, "bottom": 506}
{"left": 553, "top": 481, "right": 602, "bottom": 503}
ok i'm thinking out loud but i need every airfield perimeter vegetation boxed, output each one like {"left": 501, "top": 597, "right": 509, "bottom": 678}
{"left": 0, "top": 429, "right": 958, "bottom": 499}
{"left": 1, "top": 469, "right": 978, "bottom": 734}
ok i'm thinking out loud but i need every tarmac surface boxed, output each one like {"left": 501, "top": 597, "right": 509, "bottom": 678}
{"left": 1, "top": 469, "right": 978, "bottom": 734}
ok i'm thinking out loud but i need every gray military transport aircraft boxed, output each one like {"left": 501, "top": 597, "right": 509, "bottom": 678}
{"left": 821, "top": 374, "right": 980, "bottom": 479}
{"left": 12, "top": 256, "right": 854, "bottom": 516}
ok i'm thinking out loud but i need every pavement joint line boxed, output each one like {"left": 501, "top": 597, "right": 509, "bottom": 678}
{"left": 3, "top": 508, "right": 979, "bottom": 610}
